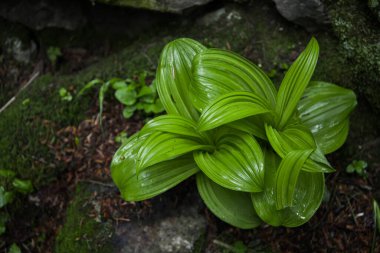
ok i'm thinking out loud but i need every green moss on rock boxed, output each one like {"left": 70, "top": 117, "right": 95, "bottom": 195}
{"left": 325, "top": 0, "right": 380, "bottom": 112}
{"left": 55, "top": 183, "right": 114, "bottom": 253}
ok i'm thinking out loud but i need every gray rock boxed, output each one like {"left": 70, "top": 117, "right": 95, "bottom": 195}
{"left": 0, "top": 0, "right": 86, "bottom": 30}
{"left": 94, "top": 0, "right": 214, "bottom": 14}
{"left": 115, "top": 196, "right": 206, "bottom": 253}
{"left": 3, "top": 37, "right": 37, "bottom": 64}
{"left": 272, "top": 0, "right": 329, "bottom": 31}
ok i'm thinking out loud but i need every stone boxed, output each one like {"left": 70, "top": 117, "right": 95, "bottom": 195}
{"left": 0, "top": 0, "right": 86, "bottom": 31}
{"left": 94, "top": 0, "right": 214, "bottom": 14}
{"left": 114, "top": 192, "right": 207, "bottom": 253}
{"left": 3, "top": 37, "right": 37, "bottom": 64}
{"left": 272, "top": 0, "right": 329, "bottom": 31}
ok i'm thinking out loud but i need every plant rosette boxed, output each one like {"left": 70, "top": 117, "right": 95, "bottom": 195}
{"left": 111, "top": 38, "right": 357, "bottom": 228}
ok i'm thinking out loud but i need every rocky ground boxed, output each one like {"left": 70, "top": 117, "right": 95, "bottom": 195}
{"left": 0, "top": 0, "right": 379, "bottom": 252}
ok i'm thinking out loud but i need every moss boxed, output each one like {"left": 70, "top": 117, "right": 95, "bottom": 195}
{"left": 55, "top": 183, "right": 114, "bottom": 253}
{"left": 324, "top": 0, "right": 380, "bottom": 112}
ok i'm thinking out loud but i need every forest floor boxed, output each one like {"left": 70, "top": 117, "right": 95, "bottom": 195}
{"left": 0, "top": 1, "right": 379, "bottom": 252}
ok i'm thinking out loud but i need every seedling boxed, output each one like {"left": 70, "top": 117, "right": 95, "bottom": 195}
{"left": 346, "top": 160, "right": 368, "bottom": 177}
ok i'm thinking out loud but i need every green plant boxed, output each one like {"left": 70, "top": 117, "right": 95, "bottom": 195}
{"left": 8, "top": 243, "right": 21, "bottom": 253}
{"left": 59, "top": 87, "right": 73, "bottom": 102}
{"left": 111, "top": 38, "right": 357, "bottom": 228}
{"left": 346, "top": 160, "right": 368, "bottom": 177}
{"left": 78, "top": 72, "right": 164, "bottom": 120}
{"left": 0, "top": 169, "right": 33, "bottom": 235}
{"left": 47, "top": 46, "right": 62, "bottom": 69}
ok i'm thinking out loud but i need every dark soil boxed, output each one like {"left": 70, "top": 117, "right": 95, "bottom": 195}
{"left": 0, "top": 1, "right": 379, "bottom": 252}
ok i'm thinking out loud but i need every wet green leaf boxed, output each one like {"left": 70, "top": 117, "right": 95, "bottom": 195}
{"left": 197, "top": 173, "right": 261, "bottom": 229}
{"left": 156, "top": 38, "right": 206, "bottom": 120}
{"left": 298, "top": 81, "right": 357, "bottom": 154}
{"left": 275, "top": 38, "right": 319, "bottom": 129}
{"left": 265, "top": 124, "right": 334, "bottom": 173}
{"left": 136, "top": 132, "right": 212, "bottom": 173}
{"left": 197, "top": 91, "right": 272, "bottom": 132}
{"left": 252, "top": 149, "right": 324, "bottom": 227}
{"left": 111, "top": 134, "right": 198, "bottom": 201}
{"left": 191, "top": 48, "right": 277, "bottom": 111}
{"left": 194, "top": 129, "right": 264, "bottom": 192}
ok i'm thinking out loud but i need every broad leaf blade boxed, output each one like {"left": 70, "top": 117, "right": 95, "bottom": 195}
{"left": 197, "top": 173, "right": 261, "bottom": 229}
{"left": 156, "top": 38, "right": 206, "bottom": 120}
{"left": 136, "top": 132, "right": 211, "bottom": 172}
{"left": 251, "top": 148, "right": 325, "bottom": 227}
{"left": 197, "top": 91, "right": 272, "bottom": 132}
{"left": 191, "top": 48, "right": 277, "bottom": 111}
{"left": 140, "top": 114, "right": 203, "bottom": 140}
{"left": 275, "top": 149, "right": 313, "bottom": 210}
{"left": 265, "top": 124, "right": 334, "bottom": 173}
{"left": 275, "top": 38, "right": 319, "bottom": 129}
{"left": 111, "top": 134, "right": 199, "bottom": 201}
{"left": 194, "top": 129, "right": 264, "bottom": 192}
{"left": 297, "top": 81, "right": 357, "bottom": 154}
{"left": 227, "top": 116, "right": 267, "bottom": 140}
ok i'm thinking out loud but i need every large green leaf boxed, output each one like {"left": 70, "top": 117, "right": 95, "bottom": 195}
{"left": 251, "top": 148, "right": 325, "bottom": 227}
{"left": 194, "top": 129, "right": 264, "bottom": 192}
{"left": 156, "top": 38, "right": 206, "bottom": 120}
{"left": 227, "top": 116, "right": 267, "bottom": 140}
{"left": 297, "top": 81, "right": 357, "bottom": 154}
{"left": 111, "top": 134, "right": 199, "bottom": 201}
{"left": 275, "top": 149, "right": 313, "bottom": 210}
{"left": 136, "top": 132, "right": 212, "bottom": 173}
{"left": 197, "top": 91, "right": 272, "bottom": 132}
{"left": 196, "top": 173, "right": 261, "bottom": 229}
{"left": 139, "top": 114, "right": 204, "bottom": 141}
{"left": 275, "top": 38, "right": 319, "bottom": 129}
{"left": 265, "top": 124, "right": 334, "bottom": 173}
{"left": 191, "top": 48, "right": 277, "bottom": 111}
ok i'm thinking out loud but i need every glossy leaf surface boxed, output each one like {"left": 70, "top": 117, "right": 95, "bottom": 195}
{"left": 275, "top": 38, "right": 319, "bottom": 129}
{"left": 136, "top": 132, "right": 212, "bottom": 172}
{"left": 156, "top": 38, "right": 206, "bottom": 120}
{"left": 194, "top": 129, "right": 264, "bottom": 192}
{"left": 191, "top": 48, "right": 277, "bottom": 111}
{"left": 140, "top": 115, "right": 203, "bottom": 140}
{"left": 111, "top": 134, "right": 199, "bottom": 201}
{"left": 197, "top": 173, "right": 261, "bottom": 229}
{"left": 265, "top": 124, "right": 334, "bottom": 173}
{"left": 197, "top": 91, "right": 272, "bottom": 132}
{"left": 275, "top": 149, "right": 313, "bottom": 209}
{"left": 251, "top": 149, "right": 325, "bottom": 227}
{"left": 298, "top": 81, "right": 357, "bottom": 154}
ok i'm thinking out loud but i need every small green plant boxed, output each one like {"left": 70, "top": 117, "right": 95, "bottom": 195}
{"left": 78, "top": 72, "right": 164, "bottom": 120}
{"left": 59, "top": 87, "right": 73, "bottom": 102}
{"left": 346, "top": 160, "right": 368, "bottom": 177}
{"left": 111, "top": 38, "right": 357, "bottom": 228}
{"left": 47, "top": 46, "right": 62, "bottom": 69}
{"left": 0, "top": 169, "right": 33, "bottom": 235}
{"left": 8, "top": 243, "right": 21, "bottom": 253}
{"left": 115, "top": 131, "right": 128, "bottom": 144}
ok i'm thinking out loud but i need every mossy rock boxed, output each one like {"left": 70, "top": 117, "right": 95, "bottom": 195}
{"left": 324, "top": 0, "right": 380, "bottom": 112}
{"left": 55, "top": 183, "right": 115, "bottom": 253}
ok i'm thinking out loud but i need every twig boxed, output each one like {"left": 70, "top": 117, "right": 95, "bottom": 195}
{"left": 213, "top": 240, "right": 237, "bottom": 253}
{"left": 79, "top": 179, "right": 115, "bottom": 187}
{"left": 0, "top": 71, "right": 40, "bottom": 114}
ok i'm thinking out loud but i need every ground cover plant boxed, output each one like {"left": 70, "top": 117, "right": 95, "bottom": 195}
{"left": 113, "top": 37, "right": 357, "bottom": 228}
